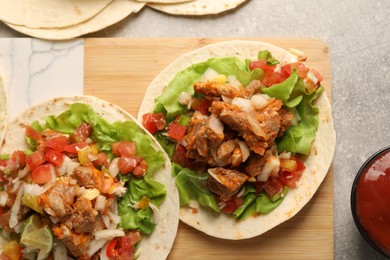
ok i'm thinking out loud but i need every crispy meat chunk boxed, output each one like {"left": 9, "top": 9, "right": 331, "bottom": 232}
{"left": 244, "top": 80, "right": 263, "bottom": 98}
{"left": 40, "top": 179, "right": 79, "bottom": 218}
{"left": 194, "top": 81, "right": 244, "bottom": 99}
{"left": 207, "top": 168, "right": 248, "bottom": 201}
{"left": 56, "top": 224, "right": 92, "bottom": 257}
{"left": 73, "top": 166, "right": 94, "bottom": 188}
{"left": 70, "top": 197, "right": 96, "bottom": 234}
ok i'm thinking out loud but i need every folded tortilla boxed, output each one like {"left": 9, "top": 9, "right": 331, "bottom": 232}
{"left": 147, "top": 0, "right": 248, "bottom": 15}
{"left": 0, "top": 96, "right": 179, "bottom": 259}
{"left": 5, "top": 0, "right": 145, "bottom": 40}
{"left": 0, "top": 0, "right": 114, "bottom": 29}
{"left": 137, "top": 40, "right": 336, "bottom": 239}
{"left": 0, "top": 74, "right": 7, "bottom": 149}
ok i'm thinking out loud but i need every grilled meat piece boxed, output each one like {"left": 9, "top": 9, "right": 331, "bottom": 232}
{"left": 244, "top": 80, "right": 263, "bottom": 98}
{"left": 194, "top": 81, "right": 244, "bottom": 99}
{"left": 184, "top": 112, "right": 208, "bottom": 153}
{"left": 278, "top": 108, "right": 294, "bottom": 136}
{"left": 73, "top": 166, "right": 94, "bottom": 188}
{"left": 40, "top": 179, "right": 79, "bottom": 218}
{"left": 56, "top": 224, "right": 92, "bottom": 258}
{"left": 70, "top": 197, "right": 96, "bottom": 234}
{"left": 207, "top": 168, "right": 248, "bottom": 201}
{"left": 210, "top": 99, "right": 292, "bottom": 155}
{"left": 205, "top": 115, "right": 225, "bottom": 147}
{"left": 215, "top": 140, "right": 236, "bottom": 165}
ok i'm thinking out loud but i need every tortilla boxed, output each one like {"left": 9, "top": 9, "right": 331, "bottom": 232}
{"left": 137, "top": 40, "right": 336, "bottom": 239}
{"left": 137, "top": 0, "right": 193, "bottom": 3}
{"left": 5, "top": 0, "right": 145, "bottom": 40}
{"left": 147, "top": 0, "right": 248, "bottom": 15}
{"left": 0, "top": 96, "right": 179, "bottom": 259}
{"left": 0, "top": 0, "right": 113, "bottom": 29}
{"left": 0, "top": 73, "right": 7, "bottom": 151}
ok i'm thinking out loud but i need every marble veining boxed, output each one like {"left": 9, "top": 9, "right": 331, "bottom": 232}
{"left": 0, "top": 38, "right": 83, "bottom": 120}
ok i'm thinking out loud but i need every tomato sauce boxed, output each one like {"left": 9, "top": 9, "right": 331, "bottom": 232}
{"left": 355, "top": 150, "right": 390, "bottom": 256}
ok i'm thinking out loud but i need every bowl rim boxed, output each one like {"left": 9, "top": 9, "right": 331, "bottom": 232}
{"left": 350, "top": 145, "right": 390, "bottom": 257}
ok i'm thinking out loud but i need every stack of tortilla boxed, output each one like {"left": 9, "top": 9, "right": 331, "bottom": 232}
{"left": 0, "top": 0, "right": 249, "bottom": 40}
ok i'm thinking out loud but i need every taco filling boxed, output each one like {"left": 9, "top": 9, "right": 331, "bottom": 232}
{"left": 0, "top": 103, "right": 167, "bottom": 259}
{"left": 141, "top": 50, "right": 324, "bottom": 220}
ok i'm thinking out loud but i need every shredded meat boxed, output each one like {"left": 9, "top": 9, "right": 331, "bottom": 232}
{"left": 55, "top": 224, "right": 92, "bottom": 257}
{"left": 69, "top": 197, "right": 96, "bottom": 234}
{"left": 207, "top": 168, "right": 248, "bottom": 201}
{"left": 73, "top": 166, "right": 94, "bottom": 188}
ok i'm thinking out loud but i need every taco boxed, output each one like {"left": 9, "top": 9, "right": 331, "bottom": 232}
{"left": 0, "top": 96, "right": 179, "bottom": 259}
{"left": 137, "top": 41, "right": 335, "bottom": 239}
{"left": 147, "top": 0, "right": 248, "bottom": 15}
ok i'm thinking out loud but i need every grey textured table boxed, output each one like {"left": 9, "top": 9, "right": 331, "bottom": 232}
{"left": 0, "top": 0, "right": 389, "bottom": 259}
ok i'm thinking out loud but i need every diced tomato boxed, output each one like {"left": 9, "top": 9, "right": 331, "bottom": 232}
{"left": 11, "top": 151, "right": 26, "bottom": 170}
{"left": 191, "top": 98, "right": 212, "bottom": 115}
{"left": 172, "top": 144, "right": 192, "bottom": 168}
{"left": 261, "top": 71, "right": 288, "bottom": 87}
{"left": 71, "top": 122, "right": 92, "bottom": 143}
{"left": 31, "top": 164, "right": 55, "bottom": 184}
{"left": 25, "top": 126, "right": 41, "bottom": 141}
{"left": 111, "top": 142, "right": 137, "bottom": 157}
{"left": 26, "top": 150, "right": 46, "bottom": 170}
{"left": 44, "top": 135, "right": 68, "bottom": 152}
{"left": 263, "top": 177, "right": 284, "bottom": 200}
{"left": 118, "top": 156, "right": 139, "bottom": 174}
{"left": 221, "top": 197, "right": 244, "bottom": 214}
{"left": 0, "top": 240, "right": 23, "bottom": 260}
{"left": 45, "top": 149, "right": 64, "bottom": 167}
{"left": 106, "top": 232, "right": 140, "bottom": 260}
{"left": 132, "top": 159, "right": 147, "bottom": 177}
{"left": 249, "top": 59, "right": 277, "bottom": 72}
{"left": 93, "top": 152, "right": 110, "bottom": 168}
{"left": 121, "top": 231, "right": 142, "bottom": 249}
{"left": 281, "top": 62, "right": 309, "bottom": 79}
{"left": 63, "top": 142, "right": 89, "bottom": 155}
{"left": 167, "top": 122, "right": 186, "bottom": 142}
{"left": 253, "top": 181, "right": 265, "bottom": 194}
{"left": 278, "top": 157, "right": 306, "bottom": 188}
{"left": 142, "top": 113, "right": 166, "bottom": 134}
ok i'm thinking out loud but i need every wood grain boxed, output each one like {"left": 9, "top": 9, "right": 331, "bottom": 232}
{"left": 84, "top": 38, "right": 334, "bottom": 259}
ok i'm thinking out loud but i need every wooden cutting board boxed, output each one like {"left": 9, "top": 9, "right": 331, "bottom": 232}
{"left": 84, "top": 38, "right": 334, "bottom": 260}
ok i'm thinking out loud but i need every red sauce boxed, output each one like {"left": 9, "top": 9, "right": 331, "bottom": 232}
{"left": 356, "top": 150, "right": 390, "bottom": 255}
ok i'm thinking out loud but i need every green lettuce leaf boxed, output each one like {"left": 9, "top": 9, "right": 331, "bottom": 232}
{"left": 173, "top": 163, "right": 220, "bottom": 212}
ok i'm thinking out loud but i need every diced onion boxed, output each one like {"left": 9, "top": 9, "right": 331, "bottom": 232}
{"left": 9, "top": 183, "right": 24, "bottom": 228}
{"left": 99, "top": 241, "right": 110, "bottom": 260}
{"left": 201, "top": 68, "right": 222, "bottom": 82}
{"left": 279, "top": 151, "right": 291, "bottom": 159}
{"left": 95, "top": 195, "right": 107, "bottom": 212}
{"left": 108, "top": 212, "right": 121, "bottom": 229}
{"left": 101, "top": 215, "right": 111, "bottom": 229}
{"left": 238, "top": 141, "right": 250, "bottom": 162}
{"left": 179, "top": 92, "right": 192, "bottom": 106}
{"left": 53, "top": 240, "right": 67, "bottom": 260}
{"left": 149, "top": 202, "right": 160, "bottom": 224}
{"left": 108, "top": 158, "right": 120, "bottom": 178}
{"left": 251, "top": 94, "right": 269, "bottom": 110}
{"left": 17, "top": 165, "right": 30, "bottom": 179}
{"left": 232, "top": 97, "right": 253, "bottom": 112}
{"left": 0, "top": 191, "right": 8, "bottom": 207}
{"left": 221, "top": 95, "right": 232, "bottom": 104}
{"left": 87, "top": 239, "right": 109, "bottom": 257}
{"left": 236, "top": 186, "right": 246, "bottom": 198}
{"left": 227, "top": 75, "right": 242, "bottom": 88}
{"left": 94, "top": 229, "right": 125, "bottom": 240}
{"left": 246, "top": 112, "right": 266, "bottom": 138}
{"left": 257, "top": 156, "right": 280, "bottom": 182}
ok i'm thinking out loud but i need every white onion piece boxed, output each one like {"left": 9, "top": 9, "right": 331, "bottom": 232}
{"left": 279, "top": 151, "right": 291, "bottom": 159}
{"left": 9, "top": 181, "right": 21, "bottom": 194}
{"left": 149, "top": 202, "right": 160, "bottom": 224}
{"left": 87, "top": 239, "right": 109, "bottom": 257}
{"left": 95, "top": 195, "right": 107, "bottom": 211}
{"left": 108, "top": 158, "right": 120, "bottom": 178}
{"left": 238, "top": 141, "right": 250, "bottom": 162}
{"left": 246, "top": 112, "right": 266, "bottom": 138}
{"left": 251, "top": 94, "right": 269, "bottom": 110}
{"left": 179, "top": 92, "right": 192, "bottom": 106}
{"left": 0, "top": 191, "right": 8, "bottom": 207}
{"left": 99, "top": 241, "right": 110, "bottom": 260}
{"left": 17, "top": 165, "right": 30, "bottom": 179}
{"left": 94, "top": 229, "right": 125, "bottom": 240}
{"left": 236, "top": 186, "right": 246, "bottom": 198}
{"left": 201, "top": 68, "right": 221, "bottom": 82}
{"left": 221, "top": 95, "right": 232, "bottom": 104}
{"left": 108, "top": 212, "right": 121, "bottom": 229}
{"left": 101, "top": 215, "right": 111, "bottom": 229}
{"left": 9, "top": 183, "right": 24, "bottom": 228}
{"left": 257, "top": 156, "right": 280, "bottom": 182}
{"left": 227, "top": 75, "right": 242, "bottom": 88}
{"left": 232, "top": 97, "right": 253, "bottom": 112}
{"left": 53, "top": 240, "right": 67, "bottom": 260}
